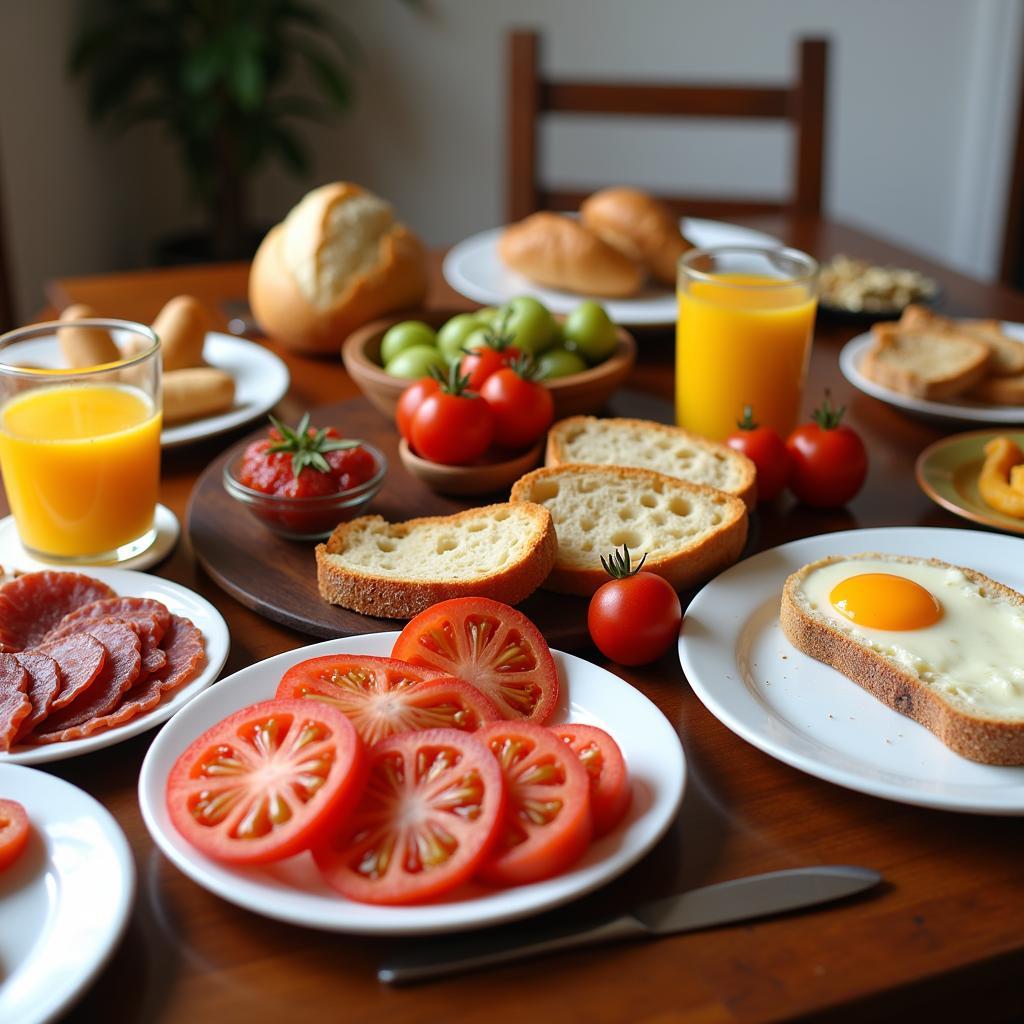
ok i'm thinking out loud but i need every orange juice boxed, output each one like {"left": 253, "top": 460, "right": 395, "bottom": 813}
{"left": 0, "top": 383, "right": 160, "bottom": 557}
{"left": 676, "top": 272, "right": 817, "bottom": 440}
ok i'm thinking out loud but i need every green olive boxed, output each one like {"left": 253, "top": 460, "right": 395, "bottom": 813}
{"left": 385, "top": 345, "right": 446, "bottom": 379}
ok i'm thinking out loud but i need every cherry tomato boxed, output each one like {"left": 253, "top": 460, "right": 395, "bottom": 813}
{"left": 314, "top": 728, "right": 506, "bottom": 904}
{"left": 553, "top": 723, "right": 632, "bottom": 837}
{"left": 410, "top": 387, "right": 494, "bottom": 465}
{"left": 587, "top": 546, "right": 682, "bottom": 666}
{"left": 476, "top": 720, "right": 592, "bottom": 887}
{"left": 166, "top": 699, "right": 366, "bottom": 865}
{"left": 479, "top": 365, "right": 554, "bottom": 449}
{"left": 726, "top": 406, "right": 792, "bottom": 502}
{"left": 276, "top": 654, "right": 501, "bottom": 745}
{"left": 393, "top": 597, "right": 560, "bottom": 723}
{"left": 0, "top": 798, "right": 30, "bottom": 872}
{"left": 396, "top": 377, "right": 440, "bottom": 442}
{"left": 787, "top": 394, "right": 868, "bottom": 508}
{"left": 459, "top": 345, "right": 521, "bottom": 391}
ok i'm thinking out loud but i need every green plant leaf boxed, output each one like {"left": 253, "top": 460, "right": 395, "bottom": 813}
{"left": 294, "top": 37, "right": 353, "bottom": 110}
{"left": 267, "top": 122, "right": 310, "bottom": 174}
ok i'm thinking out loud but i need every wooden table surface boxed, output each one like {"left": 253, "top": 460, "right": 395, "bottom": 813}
{"left": 17, "top": 215, "right": 1024, "bottom": 1023}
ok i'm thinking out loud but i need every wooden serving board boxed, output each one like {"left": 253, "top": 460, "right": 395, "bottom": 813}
{"left": 187, "top": 392, "right": 674, "bottom": 647}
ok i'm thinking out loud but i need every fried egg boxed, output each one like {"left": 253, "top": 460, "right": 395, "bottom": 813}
{"left": 798, "top": 555, "right": 1024, "bottom": 719}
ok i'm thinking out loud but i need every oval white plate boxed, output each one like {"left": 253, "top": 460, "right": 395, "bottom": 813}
{"left": 840, "top": 328, "right": 1024, "bottom": 424}
{"left": 0, "top": 763, "right": 134, "bottom": 1024}
{"left": 678, "top": 527, "right": 1024, "bottom": 815}
{"left": 161, "top": 333, "right": 290, "bottom": 447}
{"left": 1, "top": 568, "right": 229, "bottom": 765}
{"left": 443, "top": 217, "right": 781, "bottom": 325}
{"left": 139, "top": 632, "right": 685, "bottom": 935}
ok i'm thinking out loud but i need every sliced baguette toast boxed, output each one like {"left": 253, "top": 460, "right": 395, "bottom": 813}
{"left": 900, "top": 304, "right": 1024, "bottom": 377}
{"left": 316, "top": 502, "right": 556, "bottom": 619}
{"left": 510, "top": 464, "right": 747, "bottom": 596}
{"left": 545, "top": 416, "right": 757, "bottom": 510}
{"left": 780, "top": 552, "right": 1024, "bottom": 765}
{"left": 862, "top": 324, "right": 991, "bottom": 399}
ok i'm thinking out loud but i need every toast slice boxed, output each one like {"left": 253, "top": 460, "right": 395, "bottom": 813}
{"left": 316, "top": 502, "right": 556, "bottom": 619}
{"left": 862, "top": 324, "right": 991, "bottom": 400}
{"left": 780, "top": 552, "right": 1024, "bottom": 765}
{"left": 510, "top": 464, "right": 747, "bottom": 596}
{"left": 545, "top": 416, "right": 757, "bottom": 510}
{"left": 967, "top": 371, "right": 1024, "bottom": 406}
{"left": 900, "top": 305, "right": 1024, "bottom": 377}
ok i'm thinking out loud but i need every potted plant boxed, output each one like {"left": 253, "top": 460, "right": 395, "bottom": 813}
{"left": 70, "top": 0, "right": 372, "bottom": 262}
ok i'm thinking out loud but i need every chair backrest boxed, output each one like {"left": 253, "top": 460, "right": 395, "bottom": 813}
{"left": 506, "top": 30, "right": 829, "bottom": 224}
{"left": 0, "top": 150, "right": 13, "bottom": 333}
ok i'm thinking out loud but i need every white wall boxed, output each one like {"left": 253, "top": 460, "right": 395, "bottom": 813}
{"left": 0, "top": 0, "right": 1020, "bottom": 321}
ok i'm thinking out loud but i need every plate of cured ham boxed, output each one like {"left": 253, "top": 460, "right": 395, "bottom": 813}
{"left": 0, "top": 569, "right": 229, "bottom": 765}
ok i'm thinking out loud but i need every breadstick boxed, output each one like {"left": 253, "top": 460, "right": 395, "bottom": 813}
{"left": 153, "top": 295, "right": 208, "bottom": 371}
{"left": 162, "top": 368, "right": 235, "bottom": 424}
{"left": 58, "top": 304, "right": 120, "bottom": 368}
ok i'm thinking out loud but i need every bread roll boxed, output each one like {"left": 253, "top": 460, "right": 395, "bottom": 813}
{"left": 58, "top": 304, "right": 120, "bottom": 368}
{"left": 153, "top": 295, "right": 207, "bottom": 371}
{"left": 580, "top": 187, "right": 692, "bottom": 286}
{"left": 162, "top": 368, "right": 235, "bottom": 423}
{"left": 498, "top": 213, "right": 642, "bottom": 297}
{"left": 249, "top": 182, "right": 429, "bottom": 355}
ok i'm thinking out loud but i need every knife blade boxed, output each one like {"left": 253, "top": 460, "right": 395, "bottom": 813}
{"left": 377, "top": 865, "right": 881, "bottom": 985}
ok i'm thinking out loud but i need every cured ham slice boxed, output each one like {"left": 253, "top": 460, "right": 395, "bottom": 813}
{"left": 11, "top": 652, "right": 62, "bottom": 743}
{"left": 31, "top": 633, "right": 106, "bottom": 710}
{"left": 47, "top": 597, "right": 171, "bottom": 644}
{"left": 0, "top": 655, "right": 31, "bottom": 752}
{"left": 0, "top": 572, "right": 116, "bottom": 650}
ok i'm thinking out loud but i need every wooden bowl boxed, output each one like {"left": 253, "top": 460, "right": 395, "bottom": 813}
{"left": 342, "top": 309, "right": 637, "bottom": 420}
{"left": 398, "top": 438, "right": 543, "bottom": 496}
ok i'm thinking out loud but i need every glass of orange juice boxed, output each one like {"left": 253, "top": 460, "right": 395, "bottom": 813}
{"left": 0, "top": 319, "right": 161, "bottom": 562}
{"left": 676, "top": 246, "right": 818, "bottom": 440}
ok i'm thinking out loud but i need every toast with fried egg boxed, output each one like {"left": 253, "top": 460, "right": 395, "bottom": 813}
{"left": 781, "top": 553, "right": 1024, "bottom": 765}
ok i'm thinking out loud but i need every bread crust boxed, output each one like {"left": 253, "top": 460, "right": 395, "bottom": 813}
{"left": 780, "top": 553, "right": 1024, "bottom": 765}
{"left": 315, "top": 503, "right": 557, "bottom": 619}
{"left": 498, "top": 212, "right": 643, "bottom": 297}
{"left": 968, "top": 372, "right": 1024, "bottom": 405}
{"left": 900, "top": 304, "right": 1024, "bottom": 377}
{"left": 510, "top": 464, "right": 748, "bottom": 596}
{"left": 249, "top": 183, "right": 428, "bottom": 356}
{"left": 545, "top": 415, "right": 757, "bottom": 510}
{"left": 580, "top": 187, "right": 692, "bottom": 286}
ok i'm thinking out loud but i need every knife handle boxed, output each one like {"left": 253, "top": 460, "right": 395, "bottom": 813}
{"left": 378, "top": 914, "right": 647, "bottom": 985}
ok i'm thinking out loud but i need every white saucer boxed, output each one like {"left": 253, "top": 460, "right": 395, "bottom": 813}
{"left": 0, "top": 503, "right": 179, "bottom": 573}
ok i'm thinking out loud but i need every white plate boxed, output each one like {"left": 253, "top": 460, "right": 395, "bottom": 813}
{"left": 138, "top": 632, "right": 685, "bottom": 935}
{"left": 840, "top": 329, "right": 1024, "bottom": 424}
{"left": 161, "top": 333, "right": 290, "bottom": 447}
{"left": 678, "top": 527, "right": 1024, "bottom": 815}
{"left": 2, "top": 568, "right": 229, "bottom": 765}
{"left": 443, "top": 217, "right": 782, "bottom": 325}
{"left": 0, "top": 763, "right": 134, "bottom": 1024}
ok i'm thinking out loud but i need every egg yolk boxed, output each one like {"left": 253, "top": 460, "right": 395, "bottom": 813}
{"left": 829, "top": 573, "right": 942, "bottom": 631}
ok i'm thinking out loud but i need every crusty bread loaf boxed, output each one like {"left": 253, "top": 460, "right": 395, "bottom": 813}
{"left": 498, "top": 212, "right": 643, "bottom": 297}
{"left": 968, "top": 372, "right": 1024, "bottom": 405}
{"left": 580, "top": 187, "right": 692, "bottom": 286}
{"left": 545, "top": 416, "right": 757, "bottom": 510}
{"left": 316, "top": 503, "right": 556, "bottom": 619}
{"left": 250, "top": 182, "right": 428, "bottom": 355}
{"left": 900, "top": 305, "right": 1024, "bottom": 377}
{"left": 861, "top": 324, "right": 991, "bottom": 399}
{"left": 509, "top": 464, "right": 747, "bottom": 596}
{"left": 781, "top": 553, "right": 1024, "bottom": 764}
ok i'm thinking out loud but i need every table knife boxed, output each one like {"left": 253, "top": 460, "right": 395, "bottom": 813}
{"left": 378, "top": 864, "right": 881, "bottom": 985}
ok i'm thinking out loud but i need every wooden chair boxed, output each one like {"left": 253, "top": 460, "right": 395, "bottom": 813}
{"left": 0, "top": 145, "right": 13, "bottom": 332}
{"left": 506, "top": 30, "right": 829, "bottom": 224}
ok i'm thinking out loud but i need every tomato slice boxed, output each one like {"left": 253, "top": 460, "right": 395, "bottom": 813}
{"left": 0, "top": 798, "right": 30, "bottom": 872}
{"left": 553, "top": 723, "right": 632, "bottom": 836}
{"left": 476, "top": 720, "right": 591, "bottom": 887}
{"left": 392, "top": 598, "right": 560, "bottom": 723}
{"left": 314, "top": 728, "right": 506, "bottom": 905}
{"left": 166, "top": 699, "right": 366, "bottom": 865}
{"left": 275, "top": 655, "right": 501, "bottom": 744}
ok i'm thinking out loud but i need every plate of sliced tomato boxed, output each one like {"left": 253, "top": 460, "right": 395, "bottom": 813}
{"left": 138, "top": 627, "right": 685, "bottom": 935}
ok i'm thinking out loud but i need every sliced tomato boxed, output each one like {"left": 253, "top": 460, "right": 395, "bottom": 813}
{"left": 166, "top": 699, "right": 366, "bottom": 865}
{"left": 553, "top": 723, "right": 631, "bottom": 836}
{"left": 392, "top": 598, "right": 560, "bottom": 723}
{"left": 0, "top": 798, "right": 30, "bottom": 872}
{"left": 314, "top": 728, "right": 505, "bottom": 905}
{"left": 275, "top": 654, "right": 501, "bottom": 745}
{"left": 476, "top": 720, "right": 591, "bottom": 887}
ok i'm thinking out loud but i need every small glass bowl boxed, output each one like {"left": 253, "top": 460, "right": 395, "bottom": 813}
{"left": 223, "top": 440, "right": 387, "bottom": 541}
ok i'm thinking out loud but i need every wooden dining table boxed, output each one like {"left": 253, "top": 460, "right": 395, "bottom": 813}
{"left": 15, "top": 213, "right": 1024, "bottom": 1023}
